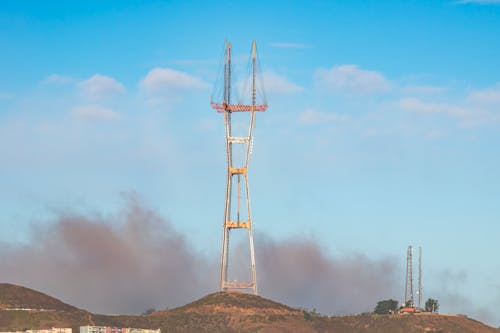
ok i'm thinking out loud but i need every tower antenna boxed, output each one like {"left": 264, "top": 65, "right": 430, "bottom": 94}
{"left": 405, "top": 245, "right": 414, "bottom": 307}
{"left": 418, "top": 246, "right": 422, "bottom": 309}
{"left": 211, "top": 41, "right": 267, "bottom": 294}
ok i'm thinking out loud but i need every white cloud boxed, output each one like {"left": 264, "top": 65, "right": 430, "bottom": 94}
{"left": 232, "top": 71, "right": 301, "bottom": 104}
{"left": 43, "top": 74, "right": 74, "bottom": 85}
{"left": 143, "top": 96, "right": 176, "bottom": 106}
{"left": 78, "top": 74, "right": 126, "bottom": 101}
{"left": 298, "top": 109, "right": 348, "bottom": 124}
{"left": 402, "top": 85, "right": 448, "bottom": 95}
{"left": 397, "top": 83, "right": 500, "bottom": 127}
{"left": 467, "top": 83, "right": 500, "bottom": 104}
{"left": 316, "top": 65, "right": 391, "bottom": 94}
{"left": 140, "top": 67, "right": 209, "bottom": 92}
{"left": 399, "top": 97, "right": 472, "bottom": 117}
{"left": 269, "top": 42, "right": 313, "bottom": 49}
{"left": 398, "top": 97, "right": 500, "bottom": 127}
{"left": 72, "top": 105, "right": 120, "bottom": 121}
{"left": 263, "top": 72, "right": 303, "bottom": 95}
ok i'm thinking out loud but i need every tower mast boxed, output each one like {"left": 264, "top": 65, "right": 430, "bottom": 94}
{"left": 220, "top": 41, "right": 232, "bottom": 290}
{"left": 405, "top": 245, "right": 414, "bottom": 307}
{"left": 418, "top": 246, "right": 422, "bottom": 309}
{"left": 213, "top": 41, "right": 267, "bottom": 294}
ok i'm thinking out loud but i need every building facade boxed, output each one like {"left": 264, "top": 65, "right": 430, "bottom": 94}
{"left": 80, "top": 327, "right": 159, "bottom": 333}
{"left": 2, "top": 328, "right": 71, "bottom": 333}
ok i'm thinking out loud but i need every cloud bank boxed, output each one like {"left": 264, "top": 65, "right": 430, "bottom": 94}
{"left": 316, "top": 65, "right": 391, "bottom": 95}
{"left": 79, "top": 74, "right": 126, "bottom": 101}
{"left": 298, "top": 109, "right": 348, "bottom": 125}
{"left": 140, "top": 68, "right": 209, "bottom": 92}
{"left": 44, "top": 74, "right": 74, "bottom": 85}
{"left": 467, "top": 83, "right": 500, "bottom": 104}
{"left": 263, "top": 72, "right": 303, "bottom": 95}
{"left": 72, "top": 105, "right": 120, "bottom": 121}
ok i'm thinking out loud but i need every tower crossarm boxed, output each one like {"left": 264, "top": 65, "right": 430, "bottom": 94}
{"left": 225, "top": 221, "right": 251, "bottom": 229}
{"left": 229, "top": 167, "right": 247, "bottom": 175}
{"left": 228, "top": 136, "right": 250, "bottom": 144}
{"left": 211, "top": 102, "right": 268, "bottom": 113}
{"left": 221, "top": 281, "right": 256, "bottom": 290}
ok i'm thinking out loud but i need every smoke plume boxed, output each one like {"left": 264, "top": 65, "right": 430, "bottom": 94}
{"left": 257, "top": 236, "right": 402, "bottom": 315}
{"left": 430, "top": 269, "right": 498, "bottom": 326}
{"left": 1, "top": 194, "right": 215, "bottom": 314}
{"left": 1, "top": 195, "right": 401, "bottom": 315}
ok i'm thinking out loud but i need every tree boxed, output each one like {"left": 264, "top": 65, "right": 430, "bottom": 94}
{"left": 404, "top": 300, "right": 414, "bottom": 308}
{"left": 374, "top": 299, "right": 399, "bottom": 314}
{"left": 141, "top": 308, "right": 156, "bottom": 315}
{"left": 425, "top": 298, "right": 439, "bottom": 313}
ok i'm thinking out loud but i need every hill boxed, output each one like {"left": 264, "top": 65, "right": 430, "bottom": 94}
{"left": 148, "top": 292, "right": 499, "bottom": 333}
{"left": 314, "top": 313, "right": 499, "bottom": 333}
{"left": 165, "top": 291, "right": 300, "bottom": 315}
{"left": 0, "top": 283, "right": 90, "bottom": 331}
{"left": 0, "top": 283, "right": 498, "bottom": 333}
{"left": 0, "top": 284, "right": 82, "bottom": 312}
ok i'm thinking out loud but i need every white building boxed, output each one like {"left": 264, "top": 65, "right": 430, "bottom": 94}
{"left": 79, "top": 327, "right": 159, "bottom": 333}
{"left": 124, "top": 329, "right": 160, "bottom": 333}
{"left": 3, "top": 328, "right": 71, "bottom": 333}
{"left": 79, "top": 327, "right": 106, "bottom": 333}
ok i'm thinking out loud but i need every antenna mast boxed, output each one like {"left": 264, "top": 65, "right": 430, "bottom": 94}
{"left": 212, "top": 41, "right": 267, "bottom": 294}
{"left": 418, "top": 246, "right": 422, "bottom": 309}
{"left": 405, "top": 245, "right": 414, "bottom": 307}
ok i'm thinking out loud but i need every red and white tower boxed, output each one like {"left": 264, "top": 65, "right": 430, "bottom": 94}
{"left": 211, "top": 41, "right": 267, "bottom": 294}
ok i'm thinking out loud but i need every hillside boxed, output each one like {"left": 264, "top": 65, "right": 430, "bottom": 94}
{"left": 314, "top": 313, "right": 500, "bottom": 333}
{"left": 0, "top": 283, "right": 498, "bottom": 333}
{"left": 0, "top": 283, "right": 90, "bottom": 331}
{"left": 148, "top": 292, "right": 500, "bottom": 333}
{"left": 166, "top": 291, "right": 301, "bottom": 315}
{"left": 0, "top": 284, "right": 82, "bottom": 312}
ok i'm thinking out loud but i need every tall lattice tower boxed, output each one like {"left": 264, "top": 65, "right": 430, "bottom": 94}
{"left": 417, "top": 246, "right": 422, "bottom": 309}
{"left": 210, "top": 41, "right": 267, "bottom": 294}
{"left": 405, "top": 245, "right": 414, "bottom": 307}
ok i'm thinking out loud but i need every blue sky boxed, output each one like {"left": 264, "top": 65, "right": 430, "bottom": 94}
{"left": 1, "top": 0, "right": 500, "bottom": 325}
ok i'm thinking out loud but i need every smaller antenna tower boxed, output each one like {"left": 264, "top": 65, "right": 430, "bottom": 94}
{"left": 417, "top": 246, "right": 422, "bottom": 309}
{"left": 404, "top": 245, "right": 423, "bottom": 309}
{"left": 404, "top": 245, "right": 414, "bottom": 307}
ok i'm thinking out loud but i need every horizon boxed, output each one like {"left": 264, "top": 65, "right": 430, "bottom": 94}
{"left": 1, "top": 0, "right": 500, "bottom": 327}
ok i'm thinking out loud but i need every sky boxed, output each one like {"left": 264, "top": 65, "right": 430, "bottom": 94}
{"left": 1, "top": 0, "right": 500, "bottom": 326}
